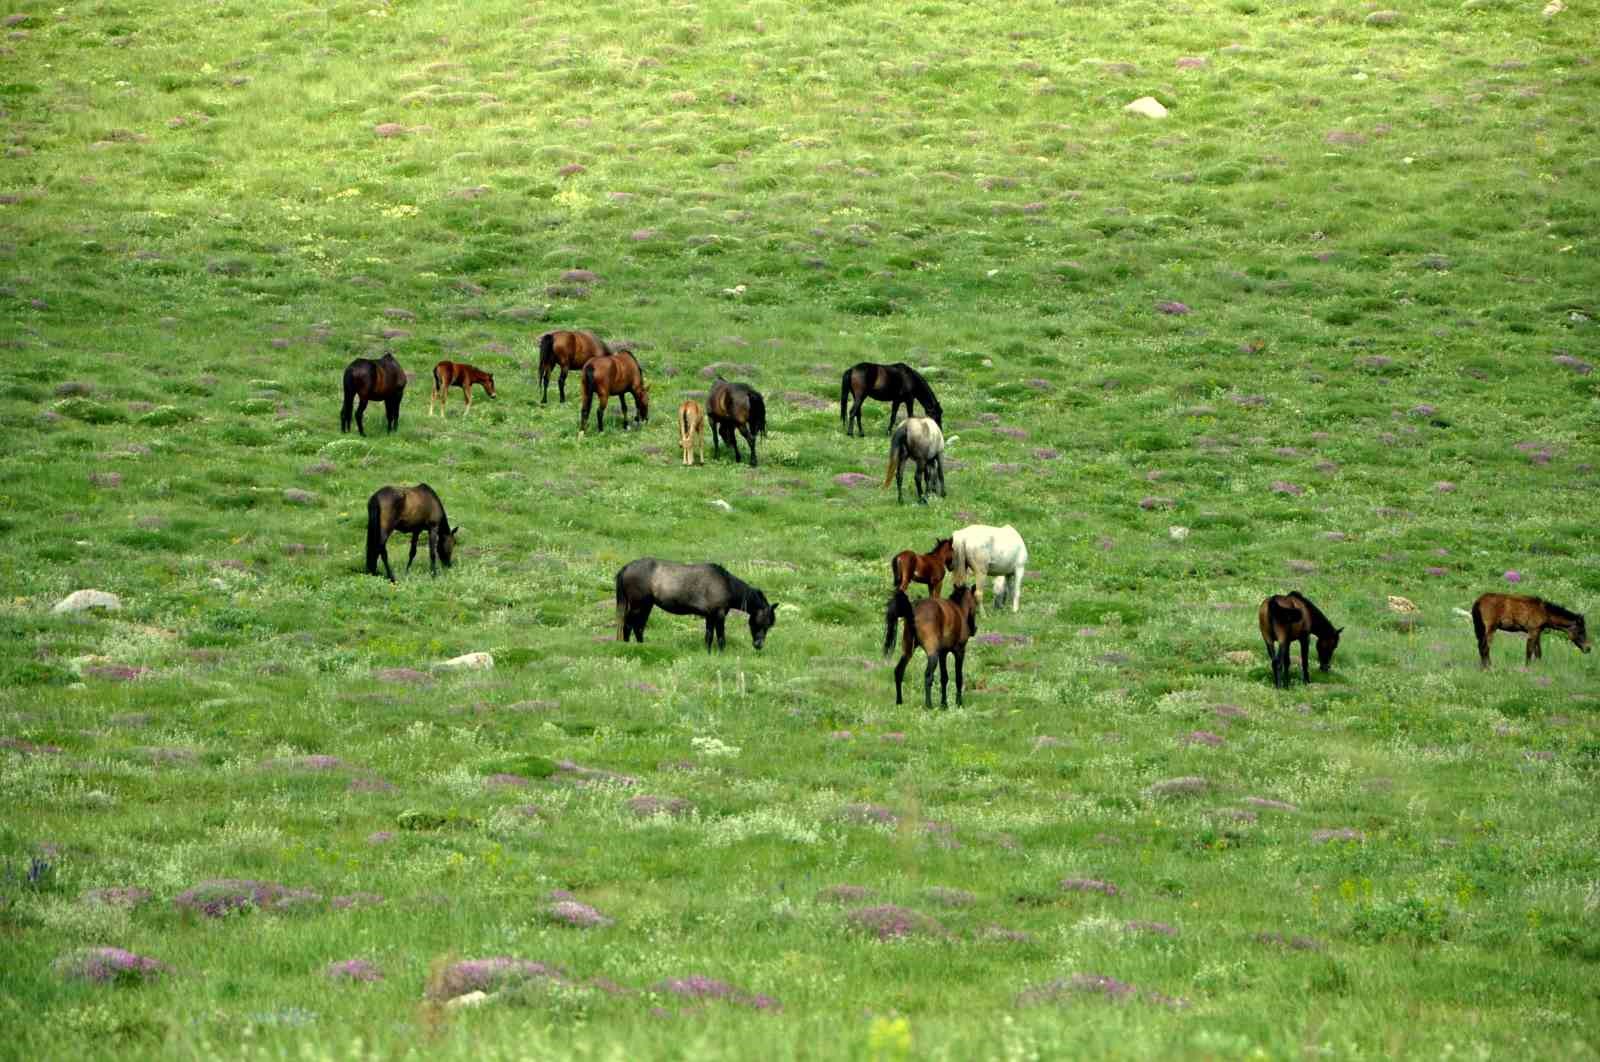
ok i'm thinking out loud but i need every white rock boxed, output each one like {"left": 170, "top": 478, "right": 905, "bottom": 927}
{"left": 445, "top": 991, "right": 492, "bottom": 1009}
{"left": 52, "top": 589, "right": 122, "bottom": 614}
{"left": 1542, "top": 0, "right": 1564, "bottom": 16}
{"left": 1168, "top": 526, "right": 1190, "bottom": 541}
{"left": 709, "top": 499, "right": 734, "bottom": 513}
{"left": 1387, "top": 595, "right": 1419, "bottom": 614}
{"left": 1124, "top": 96, "right": 1169, "bottom": 119}
{"left": 436, "top": 652, "right": 494, "bottom": 671}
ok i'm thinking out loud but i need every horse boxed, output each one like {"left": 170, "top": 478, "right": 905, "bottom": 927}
{"left": 883, "top": 584, "right": 980, "bottom": 708}
{"left": 429, "top": 360, "right": 495, "bottom": 417}
{"left": 365, "top": 484, "right": 458, "bottom": 583}
{"left": 341, "top": 353, "right": 406, "bottom": 435}
{"left": 1257, "top": 591, "right": 1342, "bottom": 688}
{"left": 891, "top": 538, "right": 955, "bottom": 598}
{"left": 578, "top": 351, "right": 649, "bottom": 434}
{"left": 883, "top": 416, "right": 946, "bottom": 504}
{"left": 707, "top": 378, "right": 767, "bottom": 467}
{"left": 679, "top": 399, "right": 706, "bottom": 466}
{"left": 950, "top": 524, "right": 1029, "bottom": 612}
{"left": 1470, "top": 592, "right": 1590, "bottom": 668}
{"left": 615, "top": 558, "right": 778, "bottom": 652}
{"left": 841, "top": 361, "right": 943, "bottom": 437}
{"left": 538, "top": 330, "right": 612, "bottom": 404}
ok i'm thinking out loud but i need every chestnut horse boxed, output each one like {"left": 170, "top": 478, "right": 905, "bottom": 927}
{"left": 883, "top": 584, "right": 980, "bottom": 708}
{"left": 679, "top": 399, "right": 705, "bottom": 466}
{"left": 539, "top": 330, "right": 611, "bottom": 404}
{"left": 429, "top": 361, "right": 496, "bottom": 417}
{"left": 579, "top": 351, "right": 649, "bottom": 434}
{"left": 891, "top": 538, "right": 955, "bottom": 598}
{"left": 341, "top": 353, "right": 406, "bottom": 435}
{"left": 1471, "top": 592, "right": 1590, "bottom": 668}
{"left": 365, "top": 483, "right": 458, "bottom": 582}
{"left": 707, "top": 378, "right": 767, "bottom": 467}
{"left": 1258, "top": 591, "right": 1343, "bottom": 688}
{"left": 841, "top": 361, "right": 943, "bottom": 437}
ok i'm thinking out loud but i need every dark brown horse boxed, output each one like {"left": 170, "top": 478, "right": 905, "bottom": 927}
{"left": 841, "top": 362, "right": 943, "bottom": 437}
{"left": 429, "top": 360, "right": 496, "bottom": 417}
{"left": 579, "top": 351, "right": 649, "bottom": 434}
{"left": 1258, "top": 591, "right": 1343, "bottom": 688}
{"left": 341, "top": 353, "right": 406, "bottom": 435}
{"left": 1471, "top": 592, "right": 1590, "bottom": 668}
{"left": 366, "top": 483, "right": 458, "bottom": 582}
{"left": 707, "top": 378, "right": 767, "bottom": 467}
{"left": 891, "top": 538, "right": 955, "bottom": 598}
{"left": 539, "top": 330, "right": 611, "bottom": 404}
{"left": 883, "top": 584, "right": 979, "bottom": 708}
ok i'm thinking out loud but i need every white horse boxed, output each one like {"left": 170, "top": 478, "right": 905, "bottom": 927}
{"left": 951, "top": 524, "right": 1029, "bottom": 612}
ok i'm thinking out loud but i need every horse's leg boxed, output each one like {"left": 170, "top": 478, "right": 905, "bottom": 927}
{"left": 928, "top": 572, "right": 943, "bottom": 598}
{"left": 355, "top": 395, "right": 369, "bottom": 436}
{"left": 849, "top": 396, "right": 865, "bottom": 437}
{"left": 386, "top": 396, "right": 401, "bottom": 433}
{"left": 428, "top": 525, "right": 439, "bottom": 576}
{"left": 1263, "top": 635, "right": 1278, "bottom": 684}
{"left": 378, "top": 532, "right": 396, "bottom": 583}
{"left": 429, "top": 380, "right": 439, "bottom": 417}
{"left": 1274, "top": 638, "right": 1289, "bottom": 688}
{"left": 954, "top": 645, "right": 966, "bottom": 707}
{"left": 558, "top": 367, "right": 568, "bottom": 404}
{"left": 578, "top": 387, "right": 591, "bottom": 435}
{"left": 937, "top": 652, "right": 949, "bottom": 708}
{"left": 993, "top": 575, "right": 1007, "bottom": 608}
{"left": 617, "top": 392, "right": 629, "bottom": 431}
{"left": 716, "top": 613, "right": 728, "bottom": 651}
{"left": 406, "top": 532, "right": 421, "bottom": 574}
{"left": 1010, "top": 563, "right": 1024, "bottom": 612}
{"left": 1527, "top": 628, "right": 1542, "bottom": 664}
{"left": 923, "top": 654, "right": 938, "bottom": 709}
{"left": 729, "top": 425, "right": 742, "bottom": 464}
{"left": 887, "top": 398, "right": 900, "bottom": 435}
{"left": 896, "top": 453, "right": 906, "bottom": 504}
{"left": 461, "top": 383, "right": 471, "bottom": 417}
{"left": 743, "top": 424, "right": 757, "bottom": 467}
{"left": 1299, "top": 635, "right": 1311, "bottom": 685}
{"left": 596, "top": 394, "right": 607, "bottom": 434}
{"left": 540, "top": 364, "right": 549, "bottom": 404}
{"left": 893, "top": 652, "right": 910, "bottom": 705}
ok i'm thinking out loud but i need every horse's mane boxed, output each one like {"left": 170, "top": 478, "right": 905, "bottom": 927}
{"left": 1543, "top": 599, "right": 1582, "bottom": 623}
{"left": 1286, "top": 591, "right": 1333, "bottom": 630}
{"left": 708, "top": 563, "right": 760, "bottom": 610}
{"left": 747, "top": 388, "right": 766, "bottom": 436}
{"left": 906, "top": 366, "right": 941, "bottom": 410}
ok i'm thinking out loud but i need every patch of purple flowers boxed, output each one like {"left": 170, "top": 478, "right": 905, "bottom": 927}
{"left": 1145, "top": 776, "right": 1208, "bottom": 798}
{"left": 994, "top": 426, "right": 1028, "bottom": 440}
{"left": 82, "top": 886, "right": 152, "bottom": 908}
{"left": 55, "top": 947, "right": 167, "bottom": 985}
{"left": 845, "top": 904, "right": 946, "bottom": 940}
{"left": 1183, "top": 730, "right": 1225, "bottom": 747}
{"left": 173, "top": 879, "right": 322, "bottom": 918}
{"left": 1552, "top": 354, "right": 1593, "bottom": 375}
{"left": 428, "top": 958, "right": 565, "bottom": 1001}
{"left": 1060, "top": 877, "right": 1120, "bottom": 897}
{"left": 925, "top": 886, "right": 976, "bottom": 908}
{"left": 653, "top": 974, "right": 780, "bottom": 1011}
{"left": 1034, "top": 447, "right": 1060, "bottom": 460}
{"left": 817, "top": 884, "right": 875, "bottom": 904}
{"left": 367, "top": 831, "right": 395, "bottom": 845}
{"left": 326, "top": 959, "right": 383, "bottom": 983}
{"left": 1270, "top": 480, "right": 1304, "bottom": 496}
{"left": 833, "top": 472, "right": 873, "bottom": 488}
{"left": 549, "top": 899, "right": 613, "bottom": 928}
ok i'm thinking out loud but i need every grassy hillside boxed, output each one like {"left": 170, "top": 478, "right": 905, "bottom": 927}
{"left": 2, "top": 0, "right": 1599, "bottom": 1057}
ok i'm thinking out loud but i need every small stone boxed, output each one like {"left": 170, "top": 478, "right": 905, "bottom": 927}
{"left": 1124, "top": 96, "right": 1169, "bottom": 119}
{"left": 52, "top": 590, "right": 122, "bottom": 614}
{"left": 1364, "top": 10, "right": 1400, "bottom": 24}
{"left": 1155, "top": 300, "right": 1190, "bottom": 315}
{"left": 436, "top": 652, "right": 494, "bottom": 671}
{"left": 709, "top": 499, "right": 735, "bottom": 513}
{"left": 1139, "top": 496, "right": 1176, "bottom": 510}
{"left": 1435, "top": 481, "right": 1456, "bottom": 493}
{"left": 1175, "top": 56, "right": 1207, "bottom": 70}
{"left": 282, "top": 488, "right": 317, "bottom": 505}
{"left": 557, "top": 163, "right": 586, "bottom": 177}
{"left": 1552, "top": 354, "right": 1592, "bottom": 375}
{"left": 1270, "top": 481, "right": 1304, "bottom": 496}
{"left": 833, "top": 473, "right": 872, "bottom": 488}
{"left": 1145, "top": 776, "right": 1208, "bottom": 798}
{"left": 373, "top": 123, "right": 407, "bottom": 138}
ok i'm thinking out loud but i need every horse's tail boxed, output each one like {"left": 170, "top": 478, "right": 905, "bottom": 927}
{"left": 950, "top": 535, "right": 967, "bottom": 586}
{"left": 1470, "top": 599, "right": 1487, "bottom": 645}
{"left": 581, "top": 359, "right": 598, "bottom": 397}
{"left": 883, "top": 423, "right": 907, "bottom": 487}
{"left": 538, "top": 332, "right": 555, "bottom": 380}
{"left": 365, "top": 493, "right": 382, "bottom": 574}
{"left": 749, "top": 390, "right": 767, "bottom": 437}
{"left": 432, "top": 362, "right": 445, "bottom": 395}
{"left": 340, "top": 366, "right": 356, "bottom": 432}
{"left": 884, "top": 590, "right": 915, "bottom": 656}
{"left": 840, "top": 369, "right": 852, "bottom": 429}
{"left": 615, "top": 566, "right": 627, "bottom": 641}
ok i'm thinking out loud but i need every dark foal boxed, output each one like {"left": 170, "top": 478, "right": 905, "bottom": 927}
{"left": 890, "top": 538, "right": 955, "bottom": 598}
{"left": 1258, "top": 591, "right": 1342, "bottom": 688}
{"left": 365, "top": 484, "right": 458, "bottom": 582}
{"left": 883, "top": 584, "right": 979, "bottom": 708}
{"left": 1472, "top": 592, "right": 1591, "bottom": 668}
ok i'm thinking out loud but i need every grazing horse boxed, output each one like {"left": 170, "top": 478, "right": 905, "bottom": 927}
{"left": 679, "top": 399, "right": 705, "bottom": 466}
{"left": 883, "top": 584, "right": 980, "bottom": 708}
{"left": 950, "top": 524, "right": 1029, "bottom": 612}
{"left": 615, "top": 558, "right": 778, "bottom": 651}
{"left": 429, "top": 360, "right": 496, "bottom": 417}
{"left": 365, "top": 483, "right": 458, "bottom": 583}
{"left": 841, "top": 361, "right": 943, "bottom": 437}
{"left": 579, "top": 351, "right": 649, "bottom": 434}
{"left": 341, "top": 353, "right": 406, "bottom": 435}
{"left": 707, "top": 378, "right": 767, "bottom": 467}
{"left": 538, "top": 330, "right": 611, "bottom": 404}
{"left": 891, "top": 538, "right": 955, "bottom": 598}
{"left": 883, "top": 416, "right": 946, "bottom": 504}
{"left": 1471, "top": 592, "right": 1590, "bottom": 668}
{"left": 1257, "top": 591, "right": 1343, "bottom": 688}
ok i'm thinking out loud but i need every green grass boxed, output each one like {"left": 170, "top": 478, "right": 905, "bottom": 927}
{"left": 3, "top": 0, "right": 1600, "bottom": 1057}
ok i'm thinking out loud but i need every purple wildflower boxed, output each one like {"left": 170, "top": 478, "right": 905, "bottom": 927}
{"left": 1270, "top": 481, "right": 1305, "bottom": 496}
{"left": 428, "top": 958, "right": 565, "bottom": 1001}
{"left": 82, "top": 887, "right": 152, "bottom": 909}
{"left": 1034, "top": 447, "right": 1061, "bottom": 460}
{"left": 1155, "top": 300, "right": 1191, "bottom": 315}
{"left": 829, "top": 730, "right": 853, "bottom": 741}
{"left": 326, "top": 959, "right": 383, "bottom": 983}
{"left": 1060, "top": 877, "right": 1120, "bottom": 897}
{"left": 833, "top": 473, "right": 873, "bottom": 488}
{"left": 995, "top": 426, "right": 1028, "bottom": 440}
{"left": 173, "top": 879, "right": 322, "bottom": 918}
{"left": 55, "top": 947, "right": 167, "bottom": 985}
{"left": 1504, "top": 570, "right": 1522, "bottom": 583}
{"left": 1033, "top": 735, "right": 1066, "bottom": 750}
{"left": 263, "top": 754, "right": 347, "bottom": 771}
{"left": 548, "top": 900, "right": 613, "bottom": 928}
{"left": 553, "top": 760, "right": 640, "bottom": 788}
{"left": 845, "top": 905, "right": 946, "bottom": 940}
{"left": 653, "top": 974, "right": 781, "bottom": 1011}
{"left": 880, "top": 732, "right": 906, "bottom": 744}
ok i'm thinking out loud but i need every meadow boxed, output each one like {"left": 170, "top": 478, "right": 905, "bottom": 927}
{"left": 2, "top": 0, "right": 1599, "bottom": 1056}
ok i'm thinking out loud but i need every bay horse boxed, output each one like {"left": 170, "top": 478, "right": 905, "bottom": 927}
{"left": 1471, "top": 592, "right": 1590, "bottom": 668}
{"left": 883, "top": 416, "right": 946, "bottom": 504}
{"left": 341, "top": 353, "right": 406, "bottom": 435}
{"left": 891, "top": 538, "right": 955, "bottom": 598}
{"left": 538, "top": 330, "right": 611, "bottom": 404}
{"left": 1257, "top": 591, "right": 1342, "bottom": 688}
{"left": 841, "top": 361, "right": 943, "bottom": 437}
{"left": 679, "top": 399, "right": 706, "bottom": 466}
{"left": 951, "top": 524, "right": 1029, "bottom": 612}
{"left": 883, "top": 584, "right": 980, "bottom": 708}
{"left": 615, "top": 558, "right": 778, "bottom": 651}
{"left": 365, "top": 483, "right": 458, "bottom": 583}
{"left": 578, "top": 351, "right": 649, "bottom": 434}
{"left": 429, "top": 360, "right": 496, "bottom": 417}
{"left": 707, "top": 378, "right": 767, "bottom": 467}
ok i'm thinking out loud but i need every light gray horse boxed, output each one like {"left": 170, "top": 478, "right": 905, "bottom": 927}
{"left": 883, "top": 416, "right": 947, "bottom": 504}
{"left": 615, "top": 558, "right": 778, "bottom": 651}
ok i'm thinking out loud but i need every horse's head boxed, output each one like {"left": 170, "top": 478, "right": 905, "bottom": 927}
{"left": 483, "top": 374, "right": 496, "bottom": 398}
{"left": 749, "top": 594, "right": 777, "bottom": 650}
{"left": 1572, "top": 614, "right": 1592, "bottom": 653}
{"left": 925, "top": 399, "right": 943, "bottom": 428}
{"left": 438, "top": 525, "right": 460, "bottom": 568}
{"left": 952, "top": 585, "right": 980, "bottom": 637}
{"left": 1316, "top": 626, "right": 1343, "bottom": 671}
{"left": 934, "top": 538, "right": 955, "bottom": 570}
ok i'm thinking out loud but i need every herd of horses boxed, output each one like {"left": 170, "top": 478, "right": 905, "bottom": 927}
{"left": 341, "top": 331, "right": 1591, "bottom": 702}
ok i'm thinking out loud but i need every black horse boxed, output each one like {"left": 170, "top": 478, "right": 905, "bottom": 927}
{"left": 841, "top": 361, "right": 942, "bottom": 437}
{"left": 366, "top": 483, "right": 458, "bottom": 582}
{"left": 615, "top": 558, "right": 778, "bottom": 651}
{"left": 707, "top": 378, "right": 767, "bottom": 467}
{"left": 342, "top": 353, "right": 407, "bottom": 435}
